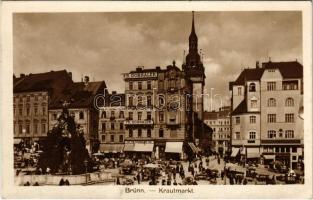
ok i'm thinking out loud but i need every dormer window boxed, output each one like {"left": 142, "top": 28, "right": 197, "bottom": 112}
{"left": 249, "top": 83, "right": 256, "bottom": 92}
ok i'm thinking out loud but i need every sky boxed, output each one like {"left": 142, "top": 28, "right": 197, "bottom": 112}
{"left": 13, "top": 11, "right": 302, "bottom": 111}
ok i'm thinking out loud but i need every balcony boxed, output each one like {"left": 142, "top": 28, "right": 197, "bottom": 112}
{"left": 124, "top": 119, "right": 154, "bottom": 127}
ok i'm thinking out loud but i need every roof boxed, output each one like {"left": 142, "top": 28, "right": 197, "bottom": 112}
{"left": 50, "top": 81, "right": 106, "bottom": 109}
{"left": 203, "top": 111, "right": 218, "bottom": 120}
{"left": 232, "top": 68, "right": 264, "bottom": 85}
{"left": 13, "top": 70, "right": 73, "bottom": 93}
{"left": 262, "top": 61, "right": 303, "bottom": 79}
{"left": 232, "top": 100, "right": 247, "bottom": 115}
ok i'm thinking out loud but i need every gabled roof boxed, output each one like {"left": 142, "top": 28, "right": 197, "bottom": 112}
{"left": 50, "top": 81, "right": 106, "bottom": 109}
{"left": 262, "top": 61, "right": 303, "bottom": 79}
{"left": 232, "top": 68, "right": 264, "bottom": 85}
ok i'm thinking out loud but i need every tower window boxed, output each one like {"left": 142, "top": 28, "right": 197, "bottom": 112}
{"left": 249, "top": 83, "right": 256, "bottom": 92}
{"left": 79, "top": 111, "right": 84, "bottom": 119}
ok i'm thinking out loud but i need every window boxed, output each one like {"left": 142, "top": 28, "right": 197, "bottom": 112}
{"left": 292, "top": 147, "right": 297, "bottom": 153}
{"left": 34, "top": 107, "right": 38, "bottom": 116}
{"left": 267, "top": 82, "right": 276, "bottom": 91}
{"left": 79, "top": 111, "right": 84, "bottom": 119}
{"left": 159, "top": 129, "right": 164, "bottom": 138}
{"left": 129, "top": 96, "right": 133, "bottom": 106}
{"left": 159, "top": 96, "right": 165, "bottom": 106}
{"left": 111, "top": 123, "right": 115, "bottom": 130}
{"left": 128, "top": 112, "right": 133, "bottom": 120}
{"left": 235, "top": 132, "right": 240, "bottom": 140}
{"left": 42, "top": 107, "right": 46, "bottom": 115}
{"left": 129, "top": 129, "right": 133, "bottom": 137}
{"left": 251, "top": 100, "right": 257, "bottom": 108}
{"left": 34, "top": 96, "right": 38, "bottom": 101}
{"left": 147, "top": 96, "right": 152, "bottom": 107}
{"left": 285, "top": 130, "right": 294, "bottom": 138}
{"left": 26, "top": 96, "right": 30, "bottom": 102}
{"left": 19, "top": 125, "right": 23, "bottom": 134}
{"left": 41, "top": 123, "right": 46, "bottom": 134}
{"left": 26, "top": 107, "right": 30, "bottom": 116}
{"left": 147, "top": 112, "right": 152, "bottom": 120}
{"left": 119, "top": 135, "right": 123, "bottom": 142}
{"left": 268, "top": 98, "right": 276, "bottom": 107}
{"left": 138, "top": 112, "right": 142, "bottom": 121}
{"left": 238, "top": 87, "right": 242, "bottom": 95}
{"left": 147, "top": 129, "right": 151, "bottom": 138}
{"left": 147, "top": 81, "right": 152, "bottom": 90}
{"left": 120, "top": 123, "right": 123, "bottom": 130}
{"left": 159, "top": 112, "right": 164, "bottom": 122}
{"left": 110, "top": 135, "right": 114, "bottom": 142}
{"left": 235, "top": 116, "right": 240, "bottom": 124}
{"left": 101, "top": 135, "right": 106, "bottom": 142}
{"left": 278, "top": 129, "right": 283, "bottom": 137}
{"left": 137, "top": 96, "right": 143, "bottom": 106}
{"left": 102, "top": 123, "right": 106, "bottom": 131}
{"left": 249, "top": 131, "right": 256, "bottom": 140}
{"left": 285, "top": 98, "right": 294, "bottom": 107}
{"left": 19, "top": 108, "right": 23, "bottom": 115}
{"left": 138, "top": 82, "right": 142, "bottom": 90}
{"left": 285, "top": 114, "right": 294, "bottom": 123}
{"left": 26, "top": 124, "right": 30, "bottom": 134}
{"left": 101, "top": 111, "right": 106, "bottom": 118}
{"left": 250, "top": 116, "right": 256, "bottom": 123}
{"left": 119, "top": 111, "right": 124, "bottom": 118}
{"left": 138, "top": 129, "right": 142, "bottom": 137}
{"left": 268, "top": 130, "right": 276, "bottom": 138}
{"left": 53, "top": 113, "right": 57, "bottom": 120}
{"left": 267, "top": 114, "right": 276, "bottom": 123}
{"left": 129, "top": 82, "right": 133, "bottom": 90}
{"left": 111, "top": 110, "right": 115, "bottom": 118}
{"left": 249, "top": 83, "right": 256, "bottom": 92}
{"left": 283, "top": 81, "right": 298, "bottom": 90}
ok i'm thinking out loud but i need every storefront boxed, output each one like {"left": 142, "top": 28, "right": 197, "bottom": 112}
{"left": 124, "top": 141, "right": 154, "bottom": 159}
{"left": 99, "top": 144, "right": 124, "bottom": 157}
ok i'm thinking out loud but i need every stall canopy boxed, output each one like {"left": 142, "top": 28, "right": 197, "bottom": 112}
{"left": 124, "top": 143, "right": 153, "bottom": 152}
{"left": 165, "top": 142, "right": 183, "bottom": 153}
{"left": 263, "top": 154, "right": 275, "bottom": 160}
{"left": 230, "top": 148, "right": 240, "bottom": 157}
{"left": 247, "top": 148, "right": 260, "bottom": 159}
{"left": 99, "top": 144, "right": 124, "bottom": 153}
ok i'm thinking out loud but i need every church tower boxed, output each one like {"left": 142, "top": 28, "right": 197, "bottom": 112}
{"left": 183, "top": 11, "right": 205, "bottom": 120}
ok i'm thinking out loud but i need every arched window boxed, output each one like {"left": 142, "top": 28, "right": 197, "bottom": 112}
{"left": 267, "top": 98, "right": 276, "bottom": 107}
{"left": 285, "top": 98, "right": 294, "bottom": 107}
{"left": 249, "top": 83, "right": 256, "bottom": 92}
{"left": 79, "top": 111, "right": 84, "bottom": 120}
{"left": 267, "top": 130, "right": 276, "bottom": 138}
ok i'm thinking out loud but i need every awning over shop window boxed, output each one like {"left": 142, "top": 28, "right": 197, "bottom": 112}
{"left": 247, "top": 148, "right": 260, "bottom": 159}
{"left": 133, "top": 143, "right": 154, "bottom": 152}
{"left": 14, "top": 138, "right": 22, "bottom": 144}
{"left": 99, "top": 144, "right": 124, "bottom": 153}
{"left": 124, "top": 143, "right": 135, "bottom": 152}
{"left": 165, "top": 142, "right": 183, "bottom": 153}
{"left": 263, "top": 155, "right": 275, "bottom": 160}
{"left": 230, "top": 148, "right": 240, "bottom": 157}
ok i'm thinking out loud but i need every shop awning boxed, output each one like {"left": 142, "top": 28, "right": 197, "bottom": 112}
{"left": 264, "top": 155, "right": 275, "bottom": 160}
{"left": 133, "top": 143, "right": 154, "bottom": 152}
{"left": 165, "top": 142, "right": 183, "bottom": 153}
{"left": 230, "top": 148, "right": 240, "bottom": 157}
{"left": 99, "top": 144, "right": 124, "bottom": 153}
{"left": 14, "top": 138, "right": 22, "bottom": 144}
{"left": 247, "top": 148, "right": 260, "bottom": 159}
{"left": 124, "top": 143, "right": 135, "bottom": 152}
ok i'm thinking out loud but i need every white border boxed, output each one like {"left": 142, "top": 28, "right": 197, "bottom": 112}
{"left": 1, "top": 1, "right": 312, "bottom": 199}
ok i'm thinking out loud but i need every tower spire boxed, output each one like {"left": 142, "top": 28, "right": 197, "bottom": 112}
{"left": 191, "top": 11, "right": 195, "bottom": 33}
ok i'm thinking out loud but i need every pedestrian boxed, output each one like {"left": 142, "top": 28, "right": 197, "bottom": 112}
{"left": 243, "top": 178, "right": 248, "bottom": 185}
{"left": 173, "top": 168, "right": 176, "bottom": 180}
{"left": 59, "top": 178, "right": 65, "bottom": 186}
{"left": 136, "top": 172, "right": 140, "bottom": 185}
{"left": 218, "top": 156, "right": 221, "bottom": 165}
{"left": 116, "top": 177, "right": 120, "bottom": 185}
{"left": 221, "top": 170, "right": 224, "bottom": 180}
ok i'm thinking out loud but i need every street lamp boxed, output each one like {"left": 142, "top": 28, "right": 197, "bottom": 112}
{"left": 84, "top": 159, "right": 88, "bottom": 184}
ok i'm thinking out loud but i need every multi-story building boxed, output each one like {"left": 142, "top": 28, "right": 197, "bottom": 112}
{"left": 13, "top": 70, "right": 73, "bottom": 144}
{"left": 98, "top": 91, "right": 125, "bottom": 155}
{"left": 229, "top": 60, "right": 303, "bottom": 169}
{"left": 49, "top": 76, "right": 107, "bottom": 153}
{"left": 204, "top": 106, "right": 231, "bottom": 156}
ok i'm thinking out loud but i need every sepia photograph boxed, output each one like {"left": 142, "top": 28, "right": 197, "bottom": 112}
{"left": 1, "top": 1, "right": 312, "bottom": 199}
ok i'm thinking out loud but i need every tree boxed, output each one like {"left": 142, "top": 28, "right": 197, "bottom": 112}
{"left": 38, "top": 101, "right": 92, "bottom": 174}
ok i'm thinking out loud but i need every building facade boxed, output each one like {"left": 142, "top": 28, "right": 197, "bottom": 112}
{"left": 229, "top": 61, "right": 304, "bottom": 169}
{"left": 204, "top": 106, "right": 231, "bottom": 156}
{"left": 13, "top": 70, "right": 73, "bottom": 144}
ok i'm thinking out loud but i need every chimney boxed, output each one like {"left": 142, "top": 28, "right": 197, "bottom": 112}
{"left": 156, "top": 66, "right": 161, "bottom": 70}
{"left": 256, "top": 61, "right": 260, "bottom": 69}
{"left": 136, "top": 66, "right": 144, "bottom": 71}
{"left": 84, "top": 76, "right": 89, "bottom": 86}
{"left": 20, "top": 73, "right": 25, "bottom": 78}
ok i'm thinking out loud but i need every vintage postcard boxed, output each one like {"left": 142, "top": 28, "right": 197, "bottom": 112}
{"left": 1, "top": 1, "right": 312, "bottom": 199}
